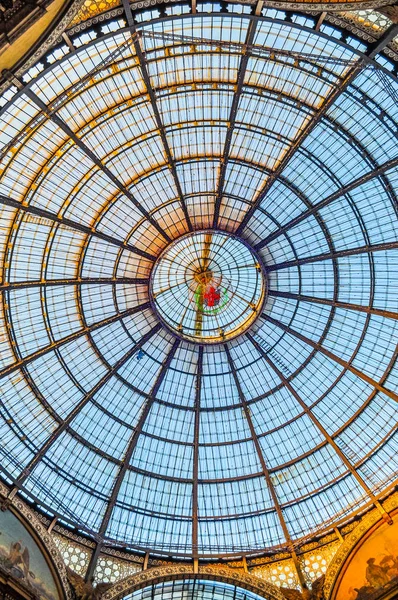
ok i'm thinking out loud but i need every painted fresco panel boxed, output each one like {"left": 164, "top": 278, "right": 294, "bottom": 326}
{"left": 0, "top": 509, "right": 59, "bottom": 600}
{"left": 336, "top": 516, "right": 398, "bottom": 600}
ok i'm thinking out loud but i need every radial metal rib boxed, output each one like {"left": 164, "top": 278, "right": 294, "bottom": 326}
{"left": 11, "top": 322, "right": 162, "bottom": 490}
{"left": 0, "top": 194, "right": 156, "bottom": 261}
{"left": 260, "top": 312, "right": 398, "bottom": 405}
{"left": 247, "top": 332, "right": 392, "bottom": 523}
{"left": 236, "top": 58, "right": 365, "bottom": 235}
{"left": 268, "top": 289, "right": 398, "bottom": 321}
{"left": 224, "top": 344, "right": 307, "bottom": 588}
{"left": 7, "top": 74, "right": 171, "bottom": 244}
{"left": 122, "top": 0, "right": 193, "bottom": 232}
{"left": 84, "top": 337, "right": 180, "bottom": 578}
{"left": 212, "top": 19, "right": 258, "bottom": 229}
{"left": 0, "top": 277, "right": 149, "bottom": 291}
{"left": 192, "top": 345, "right": 203, "bottom": 562}
{"left": 254, "top": 156, "right": 398, "bottom": 252}
{"left": 0, "top": 302, "right": 151, "bottom": 380}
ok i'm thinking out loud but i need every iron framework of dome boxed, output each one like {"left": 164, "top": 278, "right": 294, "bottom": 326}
{"left": 0, "top": 0, "right": 398, "bottom": 566}
{"left": 122, "top": 579, "right": 277, "bottom": 600}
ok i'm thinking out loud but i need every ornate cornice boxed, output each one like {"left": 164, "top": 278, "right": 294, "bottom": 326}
{"left": 261, "top": 0, "right": 398, "bottom": 9}
{"left": 0, "top": 481, "right": 72, "bottom": 600}
{"left": 0, "top": 0, "right": 85, "bottom": 95}
{"left": 103, "top": 565, "right": 286, "bottom": 600}
{"left": 323, "top": 491, "right": 398, "bottom": 600}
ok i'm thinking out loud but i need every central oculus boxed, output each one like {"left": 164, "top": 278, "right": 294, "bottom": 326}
{"left": 150, "top": 230, "right": 267, "bottom": 344}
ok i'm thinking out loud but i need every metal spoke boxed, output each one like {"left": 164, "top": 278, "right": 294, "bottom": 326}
{"left": 7, "top": 73, "right": 171, "bottom": 244}
{"left": 265, "top": 240, "right": 398, "bottom": 271}
{"left": 247, "top": 333, "right": 392, "bottom": 523}
{"left": 122, "top": 0, "right": 193, "bottom": 232}
{"left": 367, "top": 24, "right": 398, "bottom": 58}
{"left": 85, "top": 336, "right": 180, "bottom": 579}
{"left": 268, "top": 289, "right": 398, "bottom": 321}
{"left": 254, "top": 156, "right": 398, "bottom": 252}
{"left": 260, "top": 312, "right": 398, "bottom": 405}
{"left": 0, "top": 194, "right": 156, "bottom": 262}
{"left": 9, "top": 322, "right": 162, "bottom": 504}
{"left": 224, "top": 344, "right": 306, "bottom": 587}
{"left": 237, "top": 25, "right": 398, "bottom": 236}
{"left": 192, "top": 345, "right": 203, "bottom": 564}
{"left": 0, "top": 301, "right": 151, "bottom": 380}
{"left": 212, "top": 19, "right": 258, "bottom": 228}
{"left": 236, "top": 60, "right": 364, "bottom": 235}
{"left": 0, "top": 277, "right": 149, "bottom": 292}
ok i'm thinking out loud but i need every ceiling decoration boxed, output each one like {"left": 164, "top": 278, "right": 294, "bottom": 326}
{"left": 149, "top": 230, "right": 267, "bottom": 343}
{"left": 0, "top": 2, "right": 397, "bottom": 564}
{"left": 102, "top": 568, "right": 286, "bottom": 600}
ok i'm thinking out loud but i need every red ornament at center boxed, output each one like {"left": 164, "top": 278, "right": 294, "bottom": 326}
{"left": 204, "top": 286, "right": 221, "bottom": 307}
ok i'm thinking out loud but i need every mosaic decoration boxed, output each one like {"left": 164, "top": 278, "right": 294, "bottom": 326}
{"left": 52, "top": 533, "right": 92, "bottom": 578}
{"left": 299, "top": 543, "right": 340, "bottom": 588}
{"left": 70, "top": 0, "right": 122, "bottom": 25}
{"left": 251, "top": 559, "right": 301, "bottom": 591}
{"left": 103, "top": 565, "right": 286, "bottom": 600}
{"left": 94, "top": 554, "right": 142, "bottom": 583}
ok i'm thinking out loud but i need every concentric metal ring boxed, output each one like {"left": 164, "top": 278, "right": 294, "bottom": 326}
{"left": 149, "top": 231, "right": 267, "bottom": 343}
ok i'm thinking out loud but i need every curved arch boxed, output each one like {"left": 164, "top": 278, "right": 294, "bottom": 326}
{"left": 0, "top": 480, "right": 72, "bottom": 600}
{"left": 103, "top": 565, "right": 286, "bottom": 600}
{"left": 323, "top": 492, "right": 398, "bottom": 599}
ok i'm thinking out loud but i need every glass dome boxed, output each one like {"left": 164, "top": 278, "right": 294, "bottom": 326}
{"left": 123, "top": 580, "right": 275, "bottom": 600}
{"left": 0, "top": 4, "right": 398, "bottom": 559}
{"left": 150, "top": 230, "right": 266, "bottom": 343}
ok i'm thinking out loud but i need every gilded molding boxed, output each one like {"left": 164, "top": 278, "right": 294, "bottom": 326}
{"left": 0, "top": 481, "right": 72, "bottom": 600}
{"left": 0, "top": 0, "right": 86, "bottom": 96}
{"left": 102, "top": 565, "right": 287, "bottom": 600}
{"left": 323, "top": 492, "right": 398, "bottom": 600}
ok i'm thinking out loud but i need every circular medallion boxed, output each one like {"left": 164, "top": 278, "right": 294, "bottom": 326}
{"left": 150, "top": 230, "right": 267, "bottom": 343}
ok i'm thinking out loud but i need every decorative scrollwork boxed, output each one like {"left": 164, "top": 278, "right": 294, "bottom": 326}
{"left": 0, "top": 481, "right": 72, "bottom": 600}
{"left": 102, "top": 565, "right": 287, "bottom": 600}
{"left": 323, "top": 493, "right": 398, "bottom": 600}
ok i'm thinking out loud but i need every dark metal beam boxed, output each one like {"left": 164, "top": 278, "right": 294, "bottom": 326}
{"left": 268, "top": 289, "right": 398, "bottom": 321}
{"left": 265, "top": 239, "right": 398, "bottom": 271}
{"left": 0, "top": 277, "right": 149, "bottom": 292}
{"left": 87, "top": 336, "right": 180, "bottom": 576}
{"left": 12, "top": 322, "right": 162, "bottom": 491}
{"left": 0, "top": 194, "right": 156, "bottom": 262}
{"left": 260, "top": 312, "right": 398, "bottom": 405}
{"left": 236, "top": 57, "right": 365, "bottom": 235}
{"left": 247, "top": 332, "right": 392, "bottom": 524}
{"left": 368, "top": 24, "right": 398, "bottom": 58}
{"left": 0, "top": 37, "right": 136, "bottom": 163}
{"left": 223, "top": 344, "right": 306, "bottom": 587}
{"left": 122, "top": 0, "right": 193, "bottom": 232}
{"left": 212, "top": 19, "right": 258, "bottom": 228}
{"left": 315, "top": 12, "right": 327, "bottom": 31}
{"left": 255, "top": 155, "right": 398, "bottom": 251}
{"left": 192, "top": 345, "right": 203, "bottom": 563}
{"left": 0, "top": 301, "right": 151, "bottom": 380}
{"left": 7, "top": 73, "right": 171, "bottom": 244}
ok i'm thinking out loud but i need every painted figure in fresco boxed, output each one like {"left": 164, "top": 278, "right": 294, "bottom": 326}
{"left": 352, "top": 554, "right": 398, "bottom": 600}
{"left": 6, "top": 540, "right": 30, "bottom": 578}
{"left": 0, "top": 513, "right": 59, "bottom": 600}
{"left": 379, "top": 554, "right": 398, "bottom": 579}
{"left": 365, "top": 557, "right": 390, "bottom": 588}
